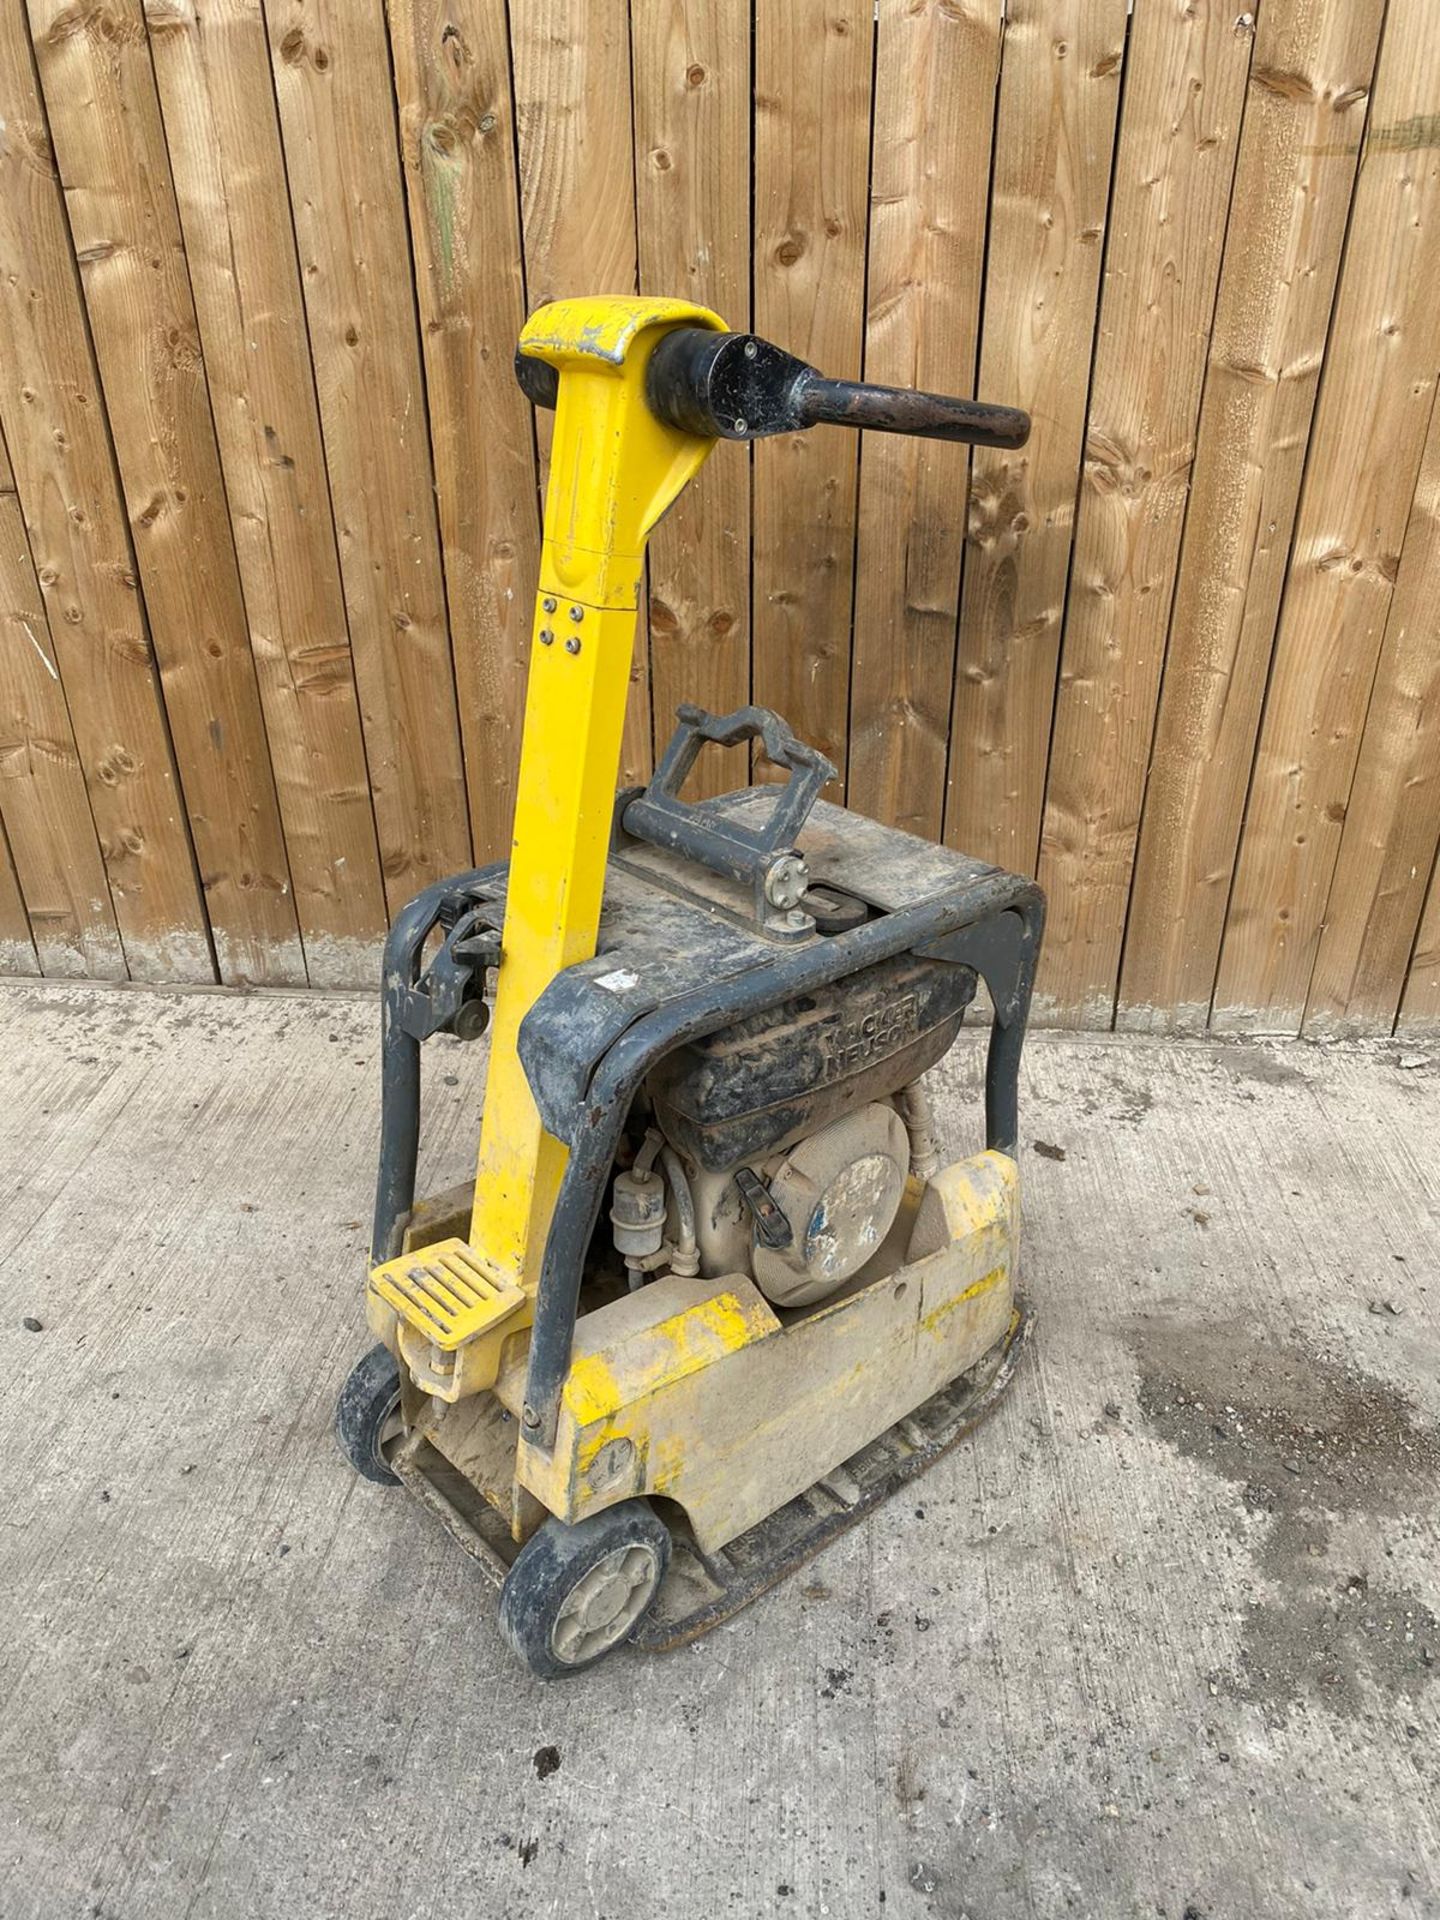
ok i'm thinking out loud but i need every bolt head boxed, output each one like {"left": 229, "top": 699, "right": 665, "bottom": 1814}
{"left": 764, "top": 852, "right": 808, "bottom": 910}
{"left": 743, "top": 338, "right": 758, "bottom": 359}
{"left": 542, "top": 595, "right": 557, "bottom": 613}
{"left": 569, "top": 604, "right": 584, "bottom": 622}
{"left": 452, "top": 998, "right": 489, "bottom": 1042}
{"left": 565, "top": 635, "right": 582, "bottom": 655}
{"left": 539, "top": 627, "right": 554, "bottom": 646}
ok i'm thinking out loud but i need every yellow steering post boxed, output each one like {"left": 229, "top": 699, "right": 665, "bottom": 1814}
{"left": 370, "top": 297, "right": 726, "bottom": 1402}
{"left": 473, "top": 294, "right": 725, "bottom": 1272}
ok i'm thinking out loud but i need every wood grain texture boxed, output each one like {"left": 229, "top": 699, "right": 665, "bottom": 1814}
{"left": 1304, "top": 388, "right": 1440, "bottom": 1035}
{"left": 0, "top": 1, "right": 209, "bottom": 981}
{"left": 1398, "top": 855, "right": 1440, "bottom": 1031}
{"left": 752, "top": 0, "right": 873, "bottom": 787}
{"left": 1213, "top": 0, "right": 1440, "bottom": 1032}
{"left": 389, "top": 0, "right": 541, "bottom": 860}
{"left": 944, "top": 0, "right": 1128, "bottom": 874}
{"left": 510, "top": 0, "right": 637, "bottom": 307}
{"left": 1034, "top": 0, "right": 1255, "bottom": 1027}
{"left": 0, "top": 0, "right": 1436, "bottom": 1028}
{"left": 1118, "top": 0, "right": 1386, "bottom": 1034}
{"left": 267, "top": 0, "right": 472, "bottom": 904}
{"left": 0, "top": 813, "right": 36, "bottom": 972}
{"left": 846, "top": 0, "right": 1001, "bottom": 839}
{"left": 632, "top": 0, "right": 750, "bottom": 794}
{"left": 29, "top": 0, "right": 304, "bottom": 987}
{"left": 146, "top": 0, "right": 387, "bottom": 987}
{"left": 0, "top": 425, "right": 124, "bottom": 978}
{"left": 510, "top": 0, "right": 652, "bottom": 782}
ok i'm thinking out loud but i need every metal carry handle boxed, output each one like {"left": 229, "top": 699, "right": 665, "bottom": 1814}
{"left": 622, "top": 704, "right": 837, "bottom": 935}
{"left": 515, "top": 329, "right": 1031, "bottom": 450}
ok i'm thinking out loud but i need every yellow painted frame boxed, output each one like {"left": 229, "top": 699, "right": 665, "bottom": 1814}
{"left": 371, "top": 297, "right": 728, "bottom": 1399}
{"left": 471, "top": 297, "right": 726, "bottom": 1284}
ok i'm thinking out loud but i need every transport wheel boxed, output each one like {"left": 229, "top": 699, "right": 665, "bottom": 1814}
{"left": 499, "top": 1501, "right": 671, "bottom": 1679}
{"left": 334, "top": 1343, "right": 405, "bottom": 1486}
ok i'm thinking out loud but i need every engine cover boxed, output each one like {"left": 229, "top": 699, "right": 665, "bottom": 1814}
{"left": 750, "top": 1104, "right": 911, "bottom": 1308}
{"left": 646, "top": 950, "right": 974, "bottom": 1174}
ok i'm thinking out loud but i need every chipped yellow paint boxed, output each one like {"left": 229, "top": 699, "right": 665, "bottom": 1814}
{"left": 919, "top": 1264, "right": 1007, "bottom": 1337}
{"left": 369, "top": 1238, "right": 528, "bottom": 1351}
{"left": 646, "top": 1430, "right": 689, "bottom": 1496}
{"left": 519, "top": 294, "right": 721, "bottom": 366}
{"left": 929, "top": 1151, "right": 1019, "bottom": 1234}
{"left": 563, "top": 1290, "right": 774, "bottom": 1425}
{"left": 518, "top": 1147, "right": 1021, "bottom": 1549}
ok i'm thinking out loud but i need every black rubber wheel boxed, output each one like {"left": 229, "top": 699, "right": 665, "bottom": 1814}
{"left": 334, "top": 1343, "right": 405, "bottom": 1486}
{"left": 499, "top": 1500, "right": 671, "bottom": 1680}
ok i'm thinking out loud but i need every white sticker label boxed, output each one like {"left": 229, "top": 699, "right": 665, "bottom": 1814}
{"left": 594, "top": 968, "right": 640, "bottom": 994}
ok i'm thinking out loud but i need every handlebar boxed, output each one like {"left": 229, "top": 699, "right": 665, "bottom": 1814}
{"left": 515, "top": 326, "right": 1031, "bottom": 451}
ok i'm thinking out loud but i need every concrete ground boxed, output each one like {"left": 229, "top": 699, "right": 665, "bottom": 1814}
{"left": 0, "top": 982, "right": 1436, "bottom": 1920}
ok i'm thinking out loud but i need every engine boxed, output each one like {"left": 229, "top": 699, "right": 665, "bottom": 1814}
{"left": 610, "top": 951, "right": 972, "bottom": 1310}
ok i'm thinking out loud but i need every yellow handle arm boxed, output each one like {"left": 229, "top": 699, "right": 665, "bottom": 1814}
{"left": 467, "top": 297, "right": 726, "bottom": 1308}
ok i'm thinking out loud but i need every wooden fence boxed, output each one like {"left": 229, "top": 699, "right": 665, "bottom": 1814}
{"left": 1, "top": 0, "right": 1437, "bottom": 1033}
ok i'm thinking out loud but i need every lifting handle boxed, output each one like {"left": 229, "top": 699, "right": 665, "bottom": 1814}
{"left": 516, "top": 326, "right": 1031, "bottom": 450}
{"left": 622, "top": 704, "right": 837, "bottom": 937}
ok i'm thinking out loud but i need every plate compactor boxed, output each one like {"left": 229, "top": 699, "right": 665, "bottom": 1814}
{"left": 335, "top": 296, "right": 1043, "bottom": 1679}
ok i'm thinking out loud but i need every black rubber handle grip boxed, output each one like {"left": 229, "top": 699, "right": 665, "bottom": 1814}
{"left": 645, "top": 329, "right": 1031, "bottom": 449}
{"left": 515, "top": 331, "right": 1031, "bottom": 451}
{"left": 791, "top": 374, "right": 1030, "bottom": 449}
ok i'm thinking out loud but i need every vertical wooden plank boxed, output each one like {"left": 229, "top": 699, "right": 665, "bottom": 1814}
{"left": 752, "top": 0, "right": 873, "bottom": 784}
{"left": 388, "top": 0, "right": 540, "bottom": 862}
{"left": 0, "top": 811, "right": 38, "bottom": 975}
{"left": 29, "top": 0, "right": 304, "bottom": 987}
{"left": 1304, "top": 389, "right": 1440, "bottom": 1034}
{"left": 944, "top": 0, "right": 1128, "bottom": 873}
{"left": 632, "top": 0, "right": 750, "bottom": 792}
{"left": 510, "top": 0, "right": 652, "bottom": 782}
{"left": 1398, "top": 855, "right": 1440, "bottom": 1033}
{"left": 510, "top": 0, "right": 637, "bottom": 304}
{"left": 0, "top": 424, "right": 125, "bottom": 978}
{"left": 846, "top": 0, "right": 1002, "bottom": 838}
{"left": 1213, "top": 0, "right": 1440, "bottom": 1032}
{"left": 1118, "top": 0, "right": 1385, "bottom": 1033}
{"left": 266, "top": 0, "right": 472, "bottom": 903}
{"left": 0, "top": 3, "right": 211, "bottom": 981}
{"left": 1034, "top": 0, "right": 1255, "bottom": 1027}
{"left": 146, "top": 0, "right": 388, "bottom": 987}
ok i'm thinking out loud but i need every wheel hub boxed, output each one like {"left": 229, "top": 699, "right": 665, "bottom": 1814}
{"left": 550, "top": 1544, "right": 659, "bottom": 1666}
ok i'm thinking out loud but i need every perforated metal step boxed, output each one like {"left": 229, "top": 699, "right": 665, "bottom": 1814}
{"left": 369, "top": 1238, "right": 527, "bottom": 1351}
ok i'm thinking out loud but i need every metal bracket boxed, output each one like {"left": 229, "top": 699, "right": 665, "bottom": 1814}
{"left": 396, "top": 903, "right": 501, "bottom": 1044}
{"left": 622, "top": 703, "right": 837, "bottom": 936}
{"left": 372, "top": 867, "right": 504, "bottom": 1265}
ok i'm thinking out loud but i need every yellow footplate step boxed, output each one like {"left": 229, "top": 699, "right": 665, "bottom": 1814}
{"left": 369, "top": 1239, "right": 527, "bottom": 1350}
